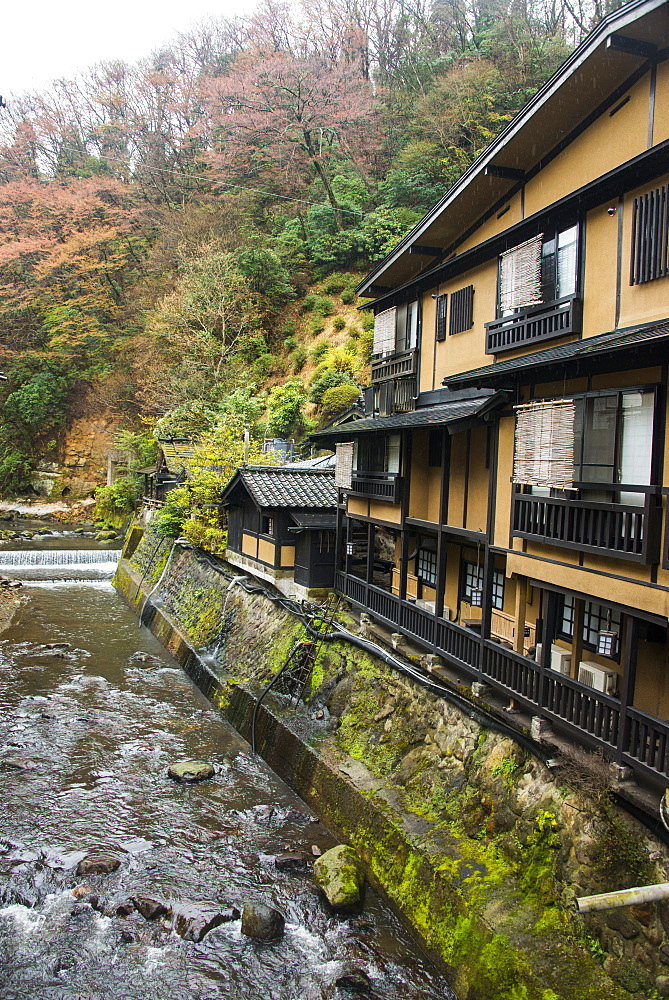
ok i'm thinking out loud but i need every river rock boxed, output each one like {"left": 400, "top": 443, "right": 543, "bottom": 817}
{"left": 240, "top": 902, "right": 285, "bottom": 941}
{"left": 76, "top": 852, "right": 121, "bottom": 876}
{"left": 313, "top": 845, "right": 365, "bottom": 912}
{"left": 95, "top": 530, "right": 118, "bottom": 541}
{"left": 167, "top": 760, "right": 215, "bottom": 782}
{"left": 274, "top": 851, "right": 313, "bottom": 873}
{"left": 334, "top": 967, "right": 372, "bottom": 993}
{"left": 129, "top": 652, "right": 163, "bottom": 669}
{"left": 174, "top": 902, "right": 240, "bottom": 942}
{"left": 130, "top": 896, "right": 169, "bottom": 920}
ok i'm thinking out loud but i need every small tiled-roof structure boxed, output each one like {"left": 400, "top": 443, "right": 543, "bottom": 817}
{"left": 221, "top": 466, "right": 336, "bottom": 509}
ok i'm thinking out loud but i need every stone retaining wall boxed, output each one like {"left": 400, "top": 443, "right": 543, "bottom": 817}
{"left": 114, "top": 535, "right": 669, "bottom": 1000}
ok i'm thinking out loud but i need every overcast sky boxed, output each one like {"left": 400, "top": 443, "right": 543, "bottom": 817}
{"left": 4, "top": 0, "right": 258, "bottom": 97}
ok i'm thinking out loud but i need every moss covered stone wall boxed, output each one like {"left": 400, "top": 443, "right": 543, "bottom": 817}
{"left": 114, "top": 540, "right": 669, "bottom": 1000}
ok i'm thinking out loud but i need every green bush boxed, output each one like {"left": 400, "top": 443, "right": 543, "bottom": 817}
{"left": 309, "top": 341, "right": 330, "bottom": 365}
{"left": 314, "top": 296, "right": 335, "bottom": 317}
{"left": 332, "top": 316, "right": 347, "bottom": 331}
{"left": 347, "top": 325, "right": 361, "bottom": 340}
{"left": 340, "top": 288, "right": 356, "bottom": 305}
{"left": 290, "top": 346, "right": 308, "bottom": 373}
{"left": 309, "top": 370, "right": 353, "bottom": 405}
{"left": 266, "top": 380, "right": 308, "bottom": 437}
{"left": 94, "top": 476, "right": 139, "bottom": 525}
{"left": 310, "top": 318, "right": 326, "bottom": 337}
{"left": 283, "top": 335, "right": 297, "bottom": 351}
{"left": 361, "top": 311, "right": 375, "bottom": 331}
{"left": 322, "top": 272, "right": 349, "bottom": 294}
{"left": 320, "top": 384, "right": 361, "bottom": 422}
{"left": 253, "top": 352, "right": 275, "bottom": 377}
{"left": 302, "top": 294, "right": 318, "bottom": 312}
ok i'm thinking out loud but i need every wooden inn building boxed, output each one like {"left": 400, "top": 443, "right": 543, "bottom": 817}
{"left": 312, "top": 0, "right": 669, "bottom": 792}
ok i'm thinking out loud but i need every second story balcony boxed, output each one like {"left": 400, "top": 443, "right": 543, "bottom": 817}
{"left": 371, "top": 348, "right": 419, "bottom": 383}
{"left": 350, "top": 471, "right": 402, "bottom": 502}
{"left": 485, "top": 295, "right": 582, "bottom": 355}
{"left": 512, "top": 487, "right": 662, "bottom": 563}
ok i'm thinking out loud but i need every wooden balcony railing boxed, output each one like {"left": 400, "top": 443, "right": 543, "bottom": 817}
{"left": 485, "top": 295, "right": 582, "bottom": 354}
{"left": 371, "top": 349, "right": 418, "bottom": 383}
{"left": 334, "top": 570, "right": 669, "bottom": 782}
{"left": 513, "top": 490, "right": 661, "bottom": 563}
{"left": 350, "top": 471, "right": 402, "bottom": 503}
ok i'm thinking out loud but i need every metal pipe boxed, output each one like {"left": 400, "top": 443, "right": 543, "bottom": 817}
{"left": 576, "top": 882, "right": 669, "bottom": 912}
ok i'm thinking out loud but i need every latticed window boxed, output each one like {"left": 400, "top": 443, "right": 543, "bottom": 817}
{"left": 449, "top": 285, "right": 475, "bottom": 335}
{"left": 417, "top": 548, "right": 437, "bottom": 586}
{"left": 435, "top": 293, "right": 448, "bottom": 342}
{"left": 630, "top": 184, "right": 669, "bottom": 284}
{"left": 462, "top": 562, "right": 504, "bottom": 609}
{"left": 558, "top": 595, "right": 622, "bottom": 657}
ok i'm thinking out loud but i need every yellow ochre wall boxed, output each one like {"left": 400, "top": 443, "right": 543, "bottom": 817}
{"left": 524, "top": 75, "right": 650, "bottom": 218}
{"left": 409, "top": 429, "right": 441, "bottom": 522}
{"left": 653, "top": 59, "right": 669, "bottom": 145}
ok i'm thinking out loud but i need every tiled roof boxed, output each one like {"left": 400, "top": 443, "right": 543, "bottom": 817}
{"left": 445, "top": 322, "right": 669, "bottom": 389}
{"left": 311, "top": 392, "right": 496, "bottom": 442}
{"left": 228, "top": 467, "right": 337, "bottom": 508}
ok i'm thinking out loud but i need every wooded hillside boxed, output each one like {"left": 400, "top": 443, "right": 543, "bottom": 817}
{"left": 0, "top": 0, "right": 615, "bottom": 503}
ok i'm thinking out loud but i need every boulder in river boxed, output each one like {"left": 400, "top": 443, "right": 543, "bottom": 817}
{"left": 167, "top": 760, "right": 215, "bottom": 782}
{"left": 76, "top": 852, "right": 121, "bottom": 876}
{"left": 240, "top": 902, "right": 285, "bottom": 941}
{"left": 174, "top": 902, "right": 240, "bottom": 941}
{"left": 274, "top": 851, "right": 313, "bottom": 874}
{"left": 334, "top": 967, "right": 373, "bottom": 993}
{"left": 130, "top": 896, "right": 169, "bottom": 920}
{"left": 313, "top": 845, "right": 365, "bottom": 912}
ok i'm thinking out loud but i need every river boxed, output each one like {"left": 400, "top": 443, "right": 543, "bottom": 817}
{"left": 0, "top": 522, "right": 456, "bottom": 1000}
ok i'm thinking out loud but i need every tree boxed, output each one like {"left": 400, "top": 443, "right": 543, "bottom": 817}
{"left": 205, "top": 52, "right": 380, "bottom": 230}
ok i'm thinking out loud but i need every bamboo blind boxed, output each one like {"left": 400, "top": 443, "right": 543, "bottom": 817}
{"left": 500, "top": 234, "right": 543, "bottom": 313}
{"left": 373, "top": 307, "right": 396, "bottom": 355}
{"left": 335, "top": 442, "right": 354, "bottom": 488}
{"left": 513, "top": 399, "right": 576, "bottom": 489}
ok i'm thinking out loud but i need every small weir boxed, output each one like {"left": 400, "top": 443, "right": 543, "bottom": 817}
{"left": 0, "top": 525, "right": 455, "bottom": 1000}
{"left": 0, "top": 548, "right": 122, "bottom": 580}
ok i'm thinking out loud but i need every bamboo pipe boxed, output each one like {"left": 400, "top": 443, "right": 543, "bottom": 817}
{"left": 575, "top": 882, "right": 669, "bottom": 913}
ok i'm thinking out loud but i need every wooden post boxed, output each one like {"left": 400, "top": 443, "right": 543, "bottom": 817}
{"left": 513, "top": 576, "right": 527, "bottom": 654}
{"left": 618, "top": 615, "right": 639, "bottom": 764}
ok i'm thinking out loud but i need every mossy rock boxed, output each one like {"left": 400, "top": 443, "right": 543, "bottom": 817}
{"left": 313, "top": 844, "right": 365, "bottom": 912}
{"left": 167, "top": 760, "right": 215, "bottom": 782}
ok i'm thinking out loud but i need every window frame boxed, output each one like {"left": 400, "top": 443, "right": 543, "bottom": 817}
{"left": 497, "top": 222, "right": 580, "bottom": 319}
{"left": 557, "top": 594, "right": 622, "bottom": 661}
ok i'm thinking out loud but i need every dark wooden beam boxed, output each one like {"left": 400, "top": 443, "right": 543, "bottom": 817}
{"left": 606, "top": 34, "right": 657, "bottom": 59}
{"left": 409, "top": 245, "right": 442, "bottom": 256}
{"left": 367, "top": 284, "right": 392, "bottom": 296}
{"left": 485, "top": 164, "right": 526, "bottom": 181}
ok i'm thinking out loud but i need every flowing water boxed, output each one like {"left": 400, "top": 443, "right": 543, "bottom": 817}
{"left": 0, "top": 524, "right": 456, "bottom": 1000}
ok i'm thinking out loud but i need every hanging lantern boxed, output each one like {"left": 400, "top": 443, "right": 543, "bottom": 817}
{"left": 597, "top": 630, "right": 619, "bottom": 657}
{"left": 469, "top": 588, "right": 483, "bottom": 608}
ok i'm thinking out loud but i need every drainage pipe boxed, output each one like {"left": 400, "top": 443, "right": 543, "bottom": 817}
{"left": 576, "top": 882, "right": 669, "bottom": 913}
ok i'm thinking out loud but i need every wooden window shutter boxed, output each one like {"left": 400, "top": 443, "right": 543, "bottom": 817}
{"left": 499, "top": 234, "right": 543, "bottom": 313}
{"left": 435, "top": 293, "right": 448, "bottom": 342}
{"left": 373, "top": 307, "right": 396, "bottom": 355}
{"left": 335, "top": 442, "right": 354, "bottom": 488}
{"left": 513, "top": 399, "right": 576, "bottom": 489}
{"left": 449, "top": 285, "right": 474, "bottom": 335}
{"left": 630, "top": 185, "right": 669, "bottom": 284}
